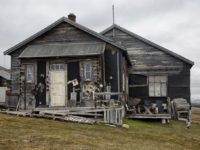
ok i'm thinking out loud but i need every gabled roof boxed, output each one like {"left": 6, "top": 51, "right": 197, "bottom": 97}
{"left": 3, "top": 17, "right": 131, "bottom": 65}
{"left": 100, "top": 24, "right": 194, "bottom": 66}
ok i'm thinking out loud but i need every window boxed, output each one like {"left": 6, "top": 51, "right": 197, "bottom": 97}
{"left": 26, "top": 65, "right": 34, "bottom": 83}
{"left": 148, "top": 76, "right": 167, "bottom": 97}
{"left": 84, "top": 62, "right": 92, "bottom": 80}
{"left": 50, "top": 64, "right": 64, "bottom": 71}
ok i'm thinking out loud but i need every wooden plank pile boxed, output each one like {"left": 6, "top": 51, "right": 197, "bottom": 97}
{"left": 0, "top": 107, "right": 124, "bottom": 125}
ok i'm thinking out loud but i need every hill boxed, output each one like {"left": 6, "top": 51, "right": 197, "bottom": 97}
{"left": 192, "top": 99, "right": 200, "bottom": 104}
{"left": 0, "top": 113, "right": 200, "bottom": 150}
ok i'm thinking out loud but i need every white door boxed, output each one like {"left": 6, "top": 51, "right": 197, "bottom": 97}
{"left": 50, "top": 71, "right": 66, "bottom": 106}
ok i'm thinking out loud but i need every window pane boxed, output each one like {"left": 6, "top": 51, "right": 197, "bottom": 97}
{"left": 85, "top": 72, "right": 91, "bottom": 80}
{"left": 28, "top": 66, "right": 32, "bottom": 73}
{"left": 155, "top": 76, "right": 160, "bottom": 82}
{"left": 84, "top": 62, "right": 92, "bottom": 80}
{"left": 149, "top": 76, "right": 154, "bottom": 82}
{"left": 85, "top": 63, "right": 91, "bottom": 71}
{"left": 161, "top": 83, "right": 167, "bottom": 96}
{"left": 27, "top": 74, "right": 32, "bottom": 81}
{"left": 50, "top": 64, "right": 54, "bottom": 71}
{"left": 27, "top": 65, "right": 33, "bottom": 82}
{"left": 56, "top": 64, "right": 59, "bottom": 70}
{"left": 161, "top": 76, "right": 167, "bottom": 82}
{"left": 155, "top": 83, "right": 161, "bottom": 96}
{"left": 60, "top": 64, "right": 64, "bottom": 70}
{"left": 149, "top": 83, "right": 154, "bottom": 96}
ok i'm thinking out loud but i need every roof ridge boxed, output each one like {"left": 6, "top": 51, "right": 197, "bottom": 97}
{"left": 4, "top": 17, "right": 126, "bottom": 54}
{"left": 101, "top": 24, "right": 194, "bottom": 66}
{"left": 3, "top": 16, "right": 131, "bottom": 66}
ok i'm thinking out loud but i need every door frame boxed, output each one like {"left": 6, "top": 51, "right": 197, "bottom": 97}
{"left": 48, "top": 62, "right": 68, "bottom": 107}
{"left": 49, "top": 70, "right": 66, "bottom": 107}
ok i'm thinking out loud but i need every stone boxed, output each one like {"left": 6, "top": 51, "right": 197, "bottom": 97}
{"left": 122, "top": 124, "right": 129, "bottom": 128}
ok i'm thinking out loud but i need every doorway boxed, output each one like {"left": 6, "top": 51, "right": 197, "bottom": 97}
{"left": 50, "top": 71, "right": 66, "bottom": 106}
{"left": 36, "top": 61, "right": 46, "bottom": 107}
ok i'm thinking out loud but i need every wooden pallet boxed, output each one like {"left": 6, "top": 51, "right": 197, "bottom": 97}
{"left": 0, "top": 107, "right": 124, "bottom": 125}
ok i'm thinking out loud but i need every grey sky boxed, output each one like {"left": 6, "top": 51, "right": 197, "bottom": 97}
{"left": 0, "top": 0, "right": 199, "bottom": 100}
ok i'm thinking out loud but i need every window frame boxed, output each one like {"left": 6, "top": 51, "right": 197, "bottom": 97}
{"left": 84, "top": 62, "right": 92, "bottom": 81}
{"left": 50, "top": 64, "right": 65, "bottom": 71}
{"left": 26, "top": 64, "right": 34, "bottom": 83}
{"left": 148, "top": 75, "right": 167, "bottom": 97}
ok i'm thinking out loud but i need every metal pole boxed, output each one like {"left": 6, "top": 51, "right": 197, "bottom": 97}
{"left": 112, "top": 5, "right": 115, "bottom": 25}
{"left": 112, "top": 5, "right": 115, "bottom": 37}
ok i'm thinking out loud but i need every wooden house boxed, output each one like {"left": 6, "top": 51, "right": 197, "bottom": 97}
{"left": 4, "top": 14, "right": 130, "bottom": 112}
{"left": 101, "top": 24, "right": 194, "bottom": 119}
{"left": 3, "top": 14, "right": 194, "bottom": 122}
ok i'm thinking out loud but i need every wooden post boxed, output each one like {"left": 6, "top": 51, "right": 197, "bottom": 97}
{"left": 167, "top": 97, "right": 171, "bottom": 115}
{"left": 161, "top": 119, "right": 166, "bottom": 124}
{"left": 93, "top": 91, "right": 97, "bottom": 121}
{"left": 24, "top": 80, "right": 26, "bottom": 110}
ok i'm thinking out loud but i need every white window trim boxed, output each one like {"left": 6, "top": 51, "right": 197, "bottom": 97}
{"left": 84, "top": 62, "right": 92, "bottom": 81}
{"left": 26, "top": 64, "right": 34, "bottom": 83}
{"left": 148, "top": 75, "right": 167, "bottom": 97}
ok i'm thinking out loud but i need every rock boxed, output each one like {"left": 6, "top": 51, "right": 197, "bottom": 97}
{"left": 122, "top": 124, "right": 129, "bottom": 129}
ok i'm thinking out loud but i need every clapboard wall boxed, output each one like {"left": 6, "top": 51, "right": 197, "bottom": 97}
{"left": 103, "top": 28, "right": 192, "bottom": 103}
{"left": 8, "top": 21, "right": 128, "bottom": 109}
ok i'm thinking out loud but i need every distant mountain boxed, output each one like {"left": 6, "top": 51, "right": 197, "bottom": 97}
{"left": 192, "top": 99, "right": 200, "bottom": 104}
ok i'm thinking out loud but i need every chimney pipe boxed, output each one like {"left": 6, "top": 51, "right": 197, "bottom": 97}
{"left": 68, "top": 13, "right": 76, "bottom": 22}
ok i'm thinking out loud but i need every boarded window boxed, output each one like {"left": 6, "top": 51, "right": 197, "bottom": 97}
{"left": 84, "top": 62, "right": 92, "bottom": 80}
{"left": 148, "top": 76, "right": 167, "bottom": 97}
{"left": 50, "top": 64, "right": 64, "bottom": 71}
{"left": 26, "top": 65, "right": 34, "bottom": 83}
{"left": 129, "top": 74, "right": 147, "bottom": 85}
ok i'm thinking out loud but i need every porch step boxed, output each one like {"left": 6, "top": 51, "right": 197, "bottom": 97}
{"left": 126, "top": 114, "right": 171, "bottom": 119}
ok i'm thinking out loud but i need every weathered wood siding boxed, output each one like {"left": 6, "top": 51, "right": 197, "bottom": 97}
{"left": 103, "top": 28, "right": 192, "bottom": 103}
{"left": 32, "top": 22, "right": 101, "bottom": 44}
{"left": 10, "top": 50, "right": 22, "bottom": 94}
{"left": 104, "top": 28, "right": 185, "bottom": 74}
{"left": 9, "top": 22, "right": 104, "bottom": 109}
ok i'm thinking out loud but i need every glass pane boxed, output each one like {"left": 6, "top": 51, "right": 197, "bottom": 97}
{"left": 149, "top": 76, "right": 154, "bottom": 82}
{"left": 85, "top": 63, "right": 91, "bottom": 71}
{"left": 60, "top": 64, "right": 64, "bottom": 70}
{"left": 50, "top": 64, "right": 55, "bottom": 71}
{"left": 85, "top": 71, "right": 91, "bottom": 80}
{"left": 155, "top": 76, "right": 160, "bottom": 82}
{"left": 56, "top": 64, "right": 59, "bottom": 70}
{"left": 27, "top": 65, "right": 33, "bottom": 82}
{"left": 161, "top": 76, "right": 167, "bottom": 82}
{"left": 161, "top": 83, "right": 167, "bottom": 96}
{"left": 155, "top": 83, "right": 161, "bottom": 96}
{"left": 27, "top": 74, "right": 32, "bottom": 81}
{"left": 149, "top": 83, "right": 154, "bottom": 96}
{"left": 27, "top": 66, "right": 32, "bottom": 73}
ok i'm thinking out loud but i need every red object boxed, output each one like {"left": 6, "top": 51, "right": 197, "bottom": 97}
{"left": 6, "top": 90, "right": 11, "bottom": 95}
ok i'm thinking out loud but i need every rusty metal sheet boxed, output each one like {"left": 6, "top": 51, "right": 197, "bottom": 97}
{"left": 19, "top": 43, "right": 105, "bottom": 58}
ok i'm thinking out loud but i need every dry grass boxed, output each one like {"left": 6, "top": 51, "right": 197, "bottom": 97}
{"left": 192, "top": 104, "right": 200, "bottom": 123}
{"left": 0, "top": 113, "right": 200, "bottom": 150}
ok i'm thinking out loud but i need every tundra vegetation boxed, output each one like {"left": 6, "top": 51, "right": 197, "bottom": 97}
{"left": 0, "top": 105, "right": 199, "bottom": 150}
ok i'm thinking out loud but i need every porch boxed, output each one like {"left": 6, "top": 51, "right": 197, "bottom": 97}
{"left": 125, "top": 97, "right": 172, "bottom": 120}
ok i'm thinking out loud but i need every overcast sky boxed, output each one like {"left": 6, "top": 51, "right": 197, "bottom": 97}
{"left": 0, "top": 0, "right": 199, "bottom": 100}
